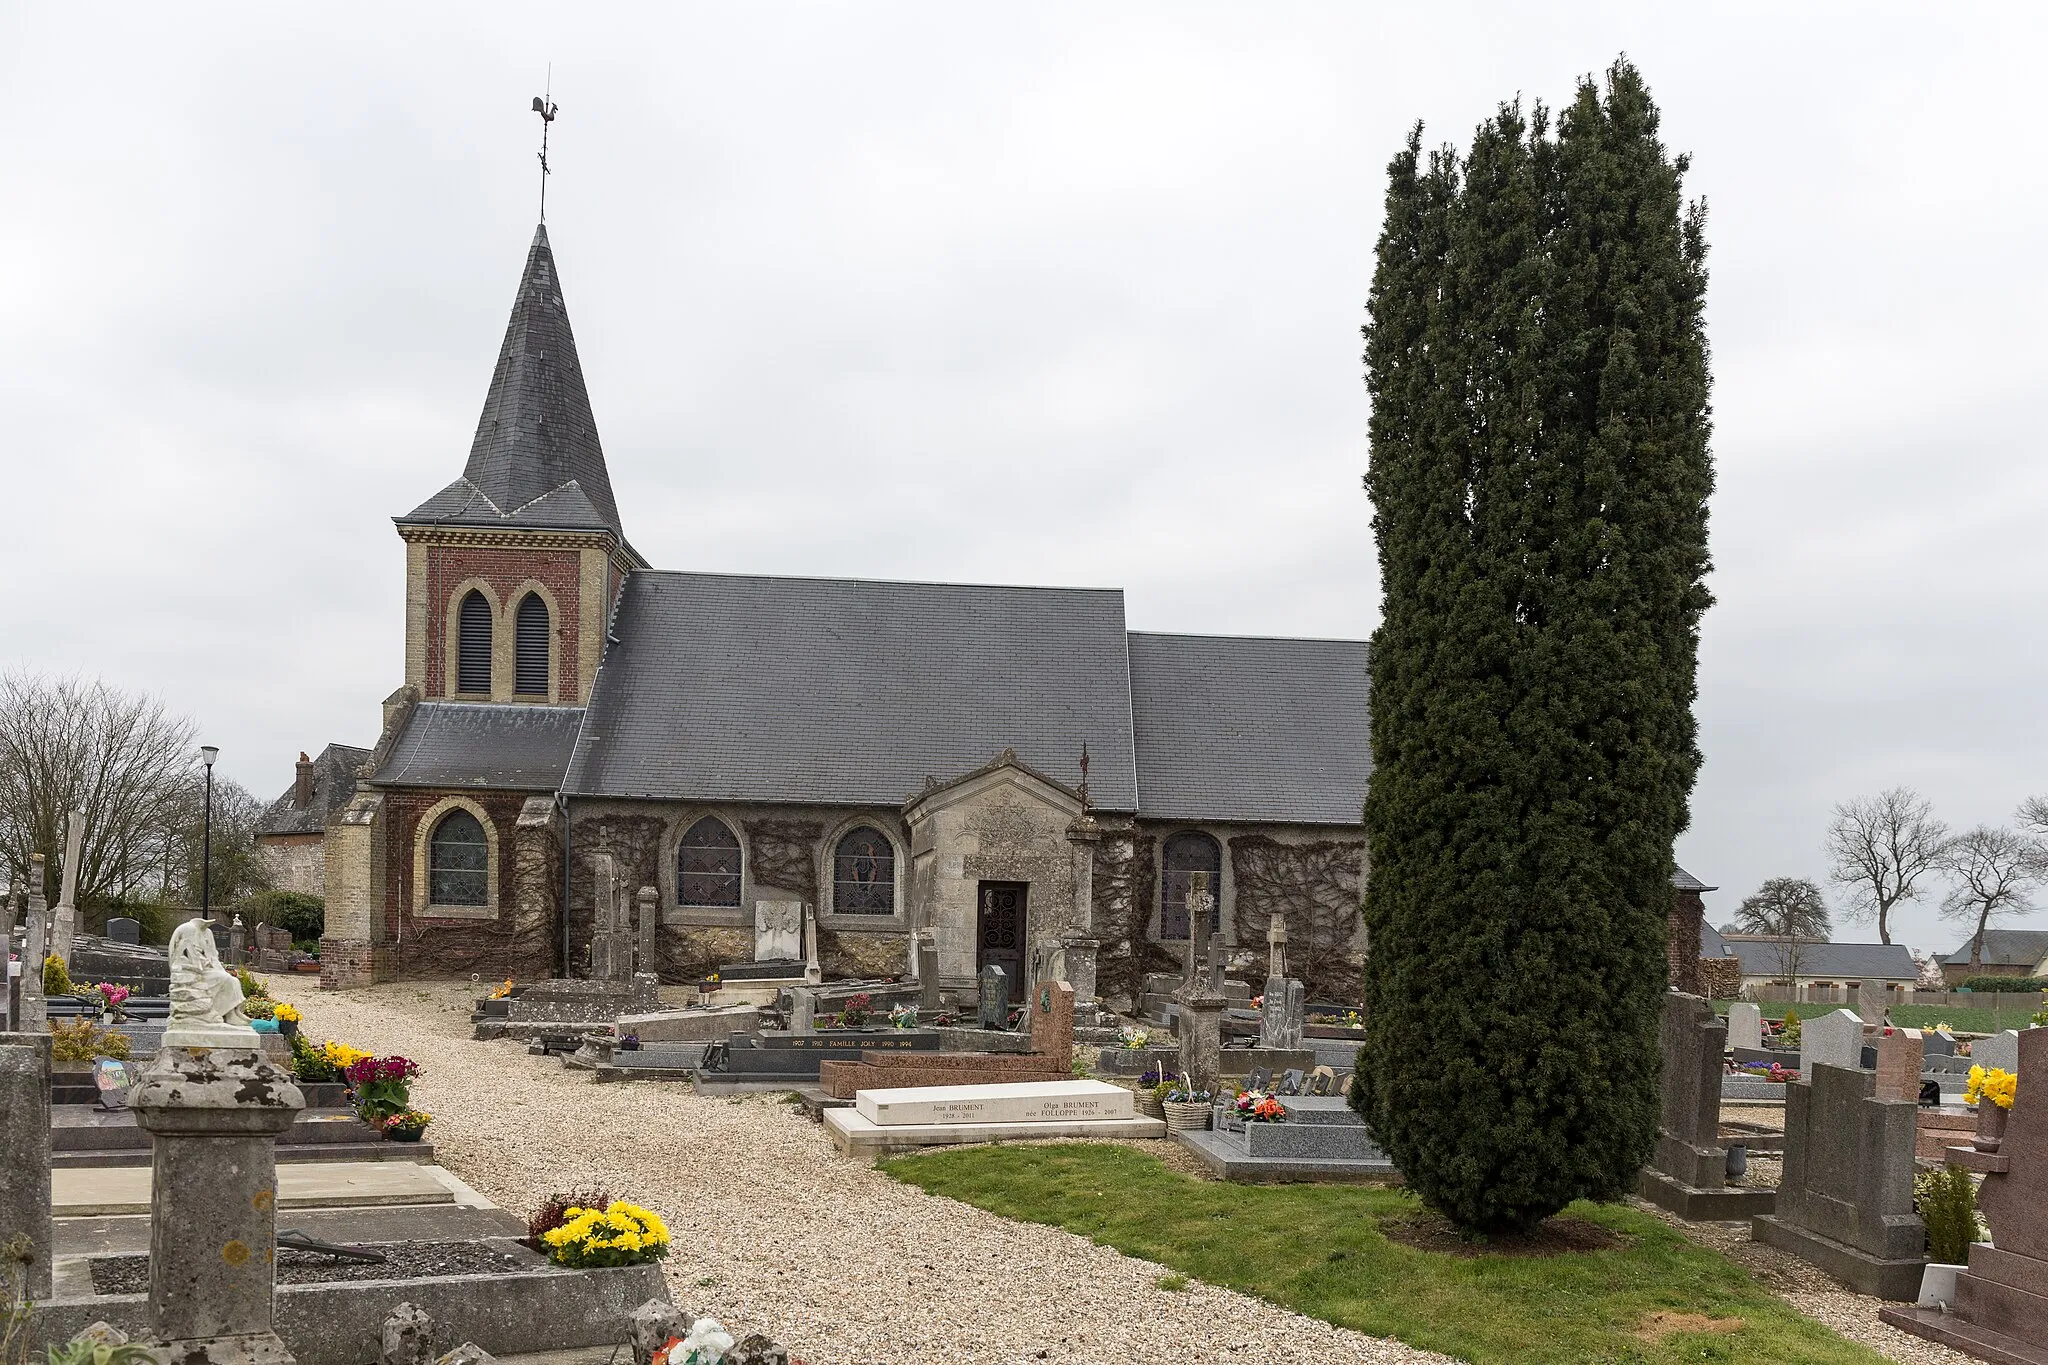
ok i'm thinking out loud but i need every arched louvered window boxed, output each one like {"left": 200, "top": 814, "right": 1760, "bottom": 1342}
{"left": 676, "top": 816, "right": 742, "bottom": 907}
{"left": 456, "top": 590, "right": 493, "bottom": 694}
{"left": 1161, "top": 831, "right": 1222, "bottom": 941}
{"left": 833, "top": 827, "right": 896, "bottom": 915}
{"left": 428, "top": 809, "right": 489, "bottom": 906}
{"left": 514, "top": 593, "right": 550, "bottom": 696}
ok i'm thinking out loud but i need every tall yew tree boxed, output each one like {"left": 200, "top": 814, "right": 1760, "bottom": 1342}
{"left": 1352, "top": 60, "right": 1713, "bottom": 1232}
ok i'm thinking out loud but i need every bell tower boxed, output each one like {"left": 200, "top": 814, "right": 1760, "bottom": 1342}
{"left": 393, "top": 224, "right": 641, "bottom": 707}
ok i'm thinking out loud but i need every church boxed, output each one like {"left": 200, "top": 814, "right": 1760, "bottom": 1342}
{"left": 308, "top": 224, "right": 1372, "bottom": 1012}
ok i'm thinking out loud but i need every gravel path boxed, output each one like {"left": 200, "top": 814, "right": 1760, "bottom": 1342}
{"left": 272, "top": 979, "right": 1448, "bottom": 1365}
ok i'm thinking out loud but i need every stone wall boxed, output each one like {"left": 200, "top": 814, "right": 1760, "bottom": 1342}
{"left": 259, "top": 834, "right": 325, "bottom": 897}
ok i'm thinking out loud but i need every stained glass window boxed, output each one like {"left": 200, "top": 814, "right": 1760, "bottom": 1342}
{"left": 429, "top": 809, "right": 489, "bottom": 906}
{"left": 834, "top": 827, "right": 896, "bottom": 915}
{"left": 1161, "top": 831, "right": 1222, "bottom": 940}
{"left": 677, "top": 816, "right": 742, "bottom": 907}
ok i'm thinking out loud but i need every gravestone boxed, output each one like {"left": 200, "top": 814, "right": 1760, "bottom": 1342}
{"left": 1639, "top": 991, "right": 1776, "bottom": 1220}
{"left": 755, "top": 901, "right": 802, "bottom": 962}
{"left": 1027, "top": 980, "right": 1075, "bottom": 1064}
{"left": 1752, "top": 1062, "right": 1926, "bottom": 1299}
{"left": 0, "top": 1032, "right": 53, "bottom": 1299}
{"left": 1259, "top": 978, "right": 1306, "bottom": 1050}
{"left": 1880, "top": 1027, "right": 2048, "bottom": 1356}
{"left": 1801, "top": 1009, "right": 1865, "bottom": 1079}
{"left": 94, "top": 1057, "right": 133, "bottom": 1112}
{"left": 1849, "top": 981, "right": 1885, "bottom": 1026}
{"left": 20, "top": 886, "right": 49, "bottom": 1034}
{"left": 1727, "top": 1002, "right": 1763, "bottom": 1051}
{"left": 1973, "top": 1029, "right": 2021, "bottom": 1076}
{"left": 1874, "top": 1029, "right": 1923, "bottom": 1104}
{"left": 1922, "top": 1031, "right": 1956, "bottom": 1059}
{"left": 588, "top": 830, "right": 635, "bottom": 983}
{"left": 917, "top": 935, "right": 940, "bottom": 1012}
{"left": 978, "top": 965, "right": 1010, "bottom": 1031}
{"left": 788, "top": 988, "right": 817, "bottom": 1035}
{"left": 802, "top": 903, "right": 821, "bottom": 985}
{"left": 1178, "top": 994, "right": 1225, "bottom": 1096}
{"left": 635, "top": 887, "right": 658, "bottom": 976}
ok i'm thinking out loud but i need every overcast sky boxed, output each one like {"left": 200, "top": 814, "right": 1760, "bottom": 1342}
{"left": 5, "top": 4, "right": 2044, "bottom": 956}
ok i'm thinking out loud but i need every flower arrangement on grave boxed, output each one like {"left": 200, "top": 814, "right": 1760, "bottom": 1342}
{"left": 1776, "top": 1008, "right": 1801, "bottom": 1048}
{"left": 236, "top": 967, "right": 269, "bottom": 999}
{"left": 2034, "top": 1000, "right": 2048, "bottom": 1028}
{"left": 1341, "top": 1010, "right": 1363, "bottom": 1030}
{"left": 1735, "top": 1060, "right": 1797, "bottom": 1084}
{"left": 1163, "top": 1081, "right": 1211, "bottom": 1105}
{"left": 49, "top": 1019, "right": 131, "bottom": 1064}
{"left": 651, "top": 1317, "right": 733, "bottom": 1365}
{"left": 1137, "top": 1067, "right": 1178, "bottom": 1088}
{"left": 1119, "top": 1025, "right": 1151, "bottom": 1049}
{"left": 1966, "top": 1064, "right": 2017, "bottom": 1111}
{"left": 1234, "top": 1090, "right": 1286, "bottom": 1123}
{"left": 381, "top": 1109, "right": 433, "bottom": 1142}
{"left": 289, "top": 1032, "right": 337, "bottom": 1081}
{"left": 889, "top": 1004, "right": 919, "bottom": 1029}
{"left": 489, "top": 978, "right": 516, "bottom": 1000}
{"left": 43, "top": 954, "right": 72, "bottom": 997}
{"left": 834, "top": 992, "right": 874, "bottom": 1028}
{"left": 91, "top": 982, "right": 131, "bottom": 1020}
{"left": 241, "top": 997, "right": 276, "bottom": 1021}
{"left": 538, "top": 1200, "right": 671, "bottom": 1268}
{"left": 344, "top": 1054, "right": 422, "bottom": 1127}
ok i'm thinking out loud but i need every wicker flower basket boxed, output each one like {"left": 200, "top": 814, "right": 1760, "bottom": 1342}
{"left": 1162, "top": 1101, "right": 1210, "bottom": 1133}
{"left": 1136, "top": 1091, "right": 1165, "bottom": 1120}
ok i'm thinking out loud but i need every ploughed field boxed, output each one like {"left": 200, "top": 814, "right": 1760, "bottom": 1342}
{"left": 268, "top": 978, "right": 1448, "bottom": 1365}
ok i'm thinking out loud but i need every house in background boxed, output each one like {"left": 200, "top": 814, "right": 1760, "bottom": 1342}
{"left": 255, "top": 745, "right": 369, "bottom": 896}
{"left": 1938, "top": 928, "right": 2048, "bottom": 985}
{"left": 1699, "top": 923, "right": 1917, "bottom": 993}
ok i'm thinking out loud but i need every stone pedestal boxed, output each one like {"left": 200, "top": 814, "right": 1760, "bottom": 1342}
{"left": 131, "top": 1048, "right": 305, "bottom": 1365}
{"left": 1179, "top": 993, "right": 1225, "bottom": 1095}
{"left": 0, "top": 1033, "right": 53, "bottom": 1299}
{"left": 917, "top": 937, "right": 941, "bottom": 1012}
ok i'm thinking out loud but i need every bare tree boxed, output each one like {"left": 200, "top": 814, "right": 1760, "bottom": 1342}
{"left": 1735, "top": 877, "right": 1832, "bottom": 982}
{"left": 1823, "top": 787, "right": 1951, "bottom": 945}
{"left": 1938, "top": 825, "right": 2038, "bottom": 971}
{"left": 0, "top": 672, "right": 199, "bottom": 904}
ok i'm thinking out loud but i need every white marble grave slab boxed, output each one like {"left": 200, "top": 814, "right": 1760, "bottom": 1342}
{"left": 824, "top": 1106, "right": 1164, "bottom": 1158}
{"left": 854, "top": 1078, "right": 1133, "bottom": 1127}
{"left": 1800, "top": 1008, "right": 1864, "bottom": 1079}
{"left": 1727, "top": 1002, "right": 1762, "bottom": 1052}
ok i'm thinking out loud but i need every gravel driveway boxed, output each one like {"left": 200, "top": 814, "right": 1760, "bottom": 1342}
{"left": 271, "top": 979, "right": 1448, "bottom": 1365}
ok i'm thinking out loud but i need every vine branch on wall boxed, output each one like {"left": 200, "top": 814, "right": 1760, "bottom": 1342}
{"left": 1229, "top": 835, "right": 1365, "bottom": 1002}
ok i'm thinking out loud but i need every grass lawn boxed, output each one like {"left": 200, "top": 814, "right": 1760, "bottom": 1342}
{"left": 882, "top": 1144, "right": 1887, "bottom": 1365}
{"left": 1712, "top": 999, "right": 2043, "bottom": 1033}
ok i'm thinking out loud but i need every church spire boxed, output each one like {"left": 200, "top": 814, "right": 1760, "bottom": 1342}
{"left": 400, "top": 224, "right": 629, "bottom": 544}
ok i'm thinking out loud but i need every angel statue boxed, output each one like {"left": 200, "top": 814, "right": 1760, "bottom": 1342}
{"left": 162, "top": 917, "right": 261, "bottom": 1049}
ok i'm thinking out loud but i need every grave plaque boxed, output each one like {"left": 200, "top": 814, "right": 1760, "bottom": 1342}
{"left": 106, "top": 917, "right": 141, "bottom": 945}
{"left": 1801, "top": 1009, "right": 1865, "bottom": 1079}
{"left": 755, "top": 901, "right": 802, "bottom": 962}
{"left": 978, "top": 965, "right": 1010, "bottom": 1031}
{"left": 94, "top": 1057, "right": 131, "bottom": 1112}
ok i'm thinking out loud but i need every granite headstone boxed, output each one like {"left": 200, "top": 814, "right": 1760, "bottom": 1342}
{"left": 1801, "top": 1009, "right": 1865, "bottom": 1079}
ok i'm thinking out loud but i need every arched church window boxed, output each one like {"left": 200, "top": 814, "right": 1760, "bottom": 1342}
{"left": 428, "top": 809, "right": 490, "bottom": 906}
{"left": 457, "top": 591, "right": 493, "bottom": 694}
{"left": 1160, "top": 831, "right": 1222, "bottom": 941}
{"left": 677, "top": 816, "right": 742, "bottom": 907}
{"left": 833, "top": 827, "right": 896, "bottom": 915}
{"left": 514, "top": 593, "right": 550, "bottom": 695}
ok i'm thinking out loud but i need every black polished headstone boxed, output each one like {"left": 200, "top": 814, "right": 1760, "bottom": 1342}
{"left": 105, "top": 918, "right": 140, "bottom": 945}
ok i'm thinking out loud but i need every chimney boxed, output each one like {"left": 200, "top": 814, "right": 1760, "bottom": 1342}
{"left": 295, "top": 752, "right": 314, "bottom": 808}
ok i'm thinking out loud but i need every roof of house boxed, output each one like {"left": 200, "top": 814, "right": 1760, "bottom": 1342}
{"left": 1672, "top": 864, "right": 1716, "bottom": 893}
{"left": 255, "top": 744, "right": 371, "bottom": 837}
{"left": 1126, "top": 631, "right": 1368, "bottom": 825}
{"left": 1723, "top": 938, "right": 1918, "bottom": 982}
{"left": 1700, "top": 921, "right": 1731, "bottom": 958}
{"left": 1940, "top": 928, "right": 2048, "bottom": 969}
{"left": 374, "top": 703, "right": 586, "bottom": 791}
{"left": 396, "top": 225, "right": 629, "bottom": 545}
{"left": 562, "top": 570, "right": 1141, "bottom": 808}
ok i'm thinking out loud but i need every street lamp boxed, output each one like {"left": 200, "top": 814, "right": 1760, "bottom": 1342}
{"left": 200, "top": 746, "right": 219, "bottom": 914}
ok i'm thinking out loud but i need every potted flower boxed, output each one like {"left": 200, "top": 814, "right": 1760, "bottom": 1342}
{"left": 889, "top": 1004, "right": 919, "bottom": 1029}
{"left": 91, "top": 982, "right": 131, "bottom": 1022}
{"left": 345, "top": 1054, "right": 422, "bottom": 1130}
{"left": 1965, "top": 1064, "right": 2017, "bottom": 1152}
{"left": 836, "top": 992, "right": 875, "bottom": 1029}
{"left": 537, "top": 1199, "right": 671, "bottom": 1268}
{"left": 1234, "top": 1089, "right": 1287, "bottom": 1124}
{"left": 382, "top": 1109, "right": 433, "bottom": 1143}
{"left": 1162, "top": 1082, "right": 1212, "bottom": 1132}
{"left": 272, "top": 1002, "right": 302, "bottom": 1040}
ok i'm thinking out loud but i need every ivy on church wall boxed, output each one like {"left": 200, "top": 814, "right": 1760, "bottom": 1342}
{"left": 745, "top": 818, "right": 823, "bottom": 896}
{"left": 565, "top": 813, "right": 666, "bottom": 976}
{"left": 380, "top": 789, "right": 554, "bottom": 980}
{"left": 1091, "top": 827, "right": 1170, "bottom": 1010}
{"left": 1227, "top": 834, "right": 1366, "bottom": 1002}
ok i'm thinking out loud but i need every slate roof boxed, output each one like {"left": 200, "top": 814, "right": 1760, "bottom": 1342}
{"left": 563, "top": 571, "right": 1140, "bottom": 809}
{"left": 1700, "top": 921, "right": 1731, "bottom": 959}
{"left": 397, "top": 225, "right": 630, "bottom": 545}
{"left": 374, "top": 703, "right": 586, "bottom": 790}
{"left": 1941, "top": 928, "right": 2048, "bottom": 969}
{"left": 1126, "top": 631, "right": 1368, "bottom": 825}
{"left": 1722, "top": 938, "right": 1918, "bottom": 982}
{"left": 256, "top": 744, "right": 370, "bottom": 837}
{"left": 1672, "top": 864, "right": 1716, "bottom": 893}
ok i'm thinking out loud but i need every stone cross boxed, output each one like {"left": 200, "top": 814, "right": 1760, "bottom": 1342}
{"left": 1800, "top": 1009, "right": 1864, "bottom": 1080}
{"left": 1205, "top": 931, "right": 1228, "bottom": 996}
{"left": 1182, "top": 873, "right": 1214, "bottom": 990}
{"left": 1727, "top": 1002, "right": 1763, "bottom": 1051}
{"left": 803, "top": 902, "right": 822, "bottom": 985}
{"left": 51, "top": 810, "right": 83, "bottom": 965}
{"left": 1267, "top": 914, "right": 1288, "bottom": 980}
